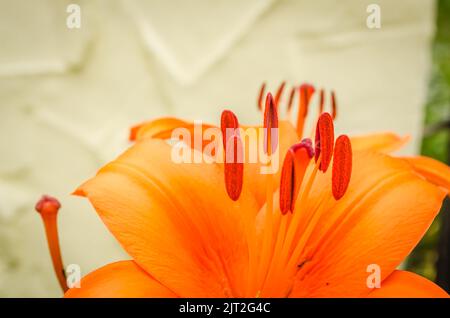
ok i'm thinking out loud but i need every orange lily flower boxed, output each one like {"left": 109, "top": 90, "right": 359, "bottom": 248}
{"left": 37, "top": 83, "right": 450, "bottom": 298}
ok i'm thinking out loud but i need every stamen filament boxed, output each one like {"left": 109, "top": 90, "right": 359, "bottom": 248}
{"left": 301, "top": 172, "right": 409, "bottom": 281}
{"left": 221, "top": 110, "right": 239, "bottom": 148}
{"left": 260, "top": 214, "right": 289, "bottom": 295}
{"left": 279, "top": 157, "right": 320, "bottom": 270}
{"left": 295, "top": 88, "right": 307, "bottom": 138}
{"left": 263, "top": 93, "right": 279, "bottom": 155}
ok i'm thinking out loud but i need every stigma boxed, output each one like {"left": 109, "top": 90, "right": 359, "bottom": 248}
{"left": 35, "top": 195, "right": 68, "bottom": 292}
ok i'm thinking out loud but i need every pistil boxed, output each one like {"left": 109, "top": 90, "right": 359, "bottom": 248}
{"left": 315, "top": 112, "right": 334, "bottom": 172}
{"left": 256, "top": 93, "right": 279, "bottom": 293}
{"left": 279, "top": 140, "right": 314, "bottom": 214}
{"left": 35, "top": 195, "right": 68, "bottom": 292}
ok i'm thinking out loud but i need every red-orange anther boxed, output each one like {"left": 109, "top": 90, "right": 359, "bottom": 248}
{"left": 299, "top": 83, "right": 315, "bottom": 118}
{"left": 315, "top": 112, "right": 334, "bottom": 172}
{"left": 274, "top": 81, "right": 286, "bottom": 107}
{"left": 35, "top": 195, "right": 61, "bottom": 216}
{"left": 332, "top": 135, "right": 352, "bottom": 199}
{"left": 264, "top": 93, "right": 279, "bottom": 155}
{"left": 224, "top": 134, "right": 244, "bottom": 201}
{"left": 257, "top": 82, "right": 266, "bottom": 111}
{"left": 221, "top": 110, "right": 239, "bottom": 149}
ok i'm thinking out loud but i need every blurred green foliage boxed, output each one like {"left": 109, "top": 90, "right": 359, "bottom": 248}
{"left": 406, "top": 0, "right": 450, "bottom": 283}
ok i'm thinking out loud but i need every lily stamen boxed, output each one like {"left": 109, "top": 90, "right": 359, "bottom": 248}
{"left": 35, "top": 195, "right": 68, "bottom": 292}
{"left": 332, "top": 135, "right": 352, "bottom": 200}
{"left": 279, "top": 139, "right": 315, "bottom": 214}
{"left": 221, "top": 110, "right": 243, "bottom": 201}
{"left": 286, "top": 86, "right": 296, "bottom": 119}
{"left": 224, "top": 135, "right": 244, "bottom": 201}
{"left": 274, "top": 81, "right": 286, "bottom": 107}
{"left": 319, "top": 88, "right": 325, "bottom": 115}
{"left": 296, "top": 84, "right": 315, "bottom": 137}
{"left": 272, "top": 110, "right": 336, "bottom": 291}
{"left": 263, "top": 93, "right": 279, "bottom": 155}
{"left": 260, "top": 156, "right": 322, "bottom": 296}
{"left": 331, "top": 90, "right": 337, "bottom": 119}
{"left": 315, "top": 112, "right": 335, "bottom": 172}
{"left": 257, "top": 82, "right": 266, "bottom": 111}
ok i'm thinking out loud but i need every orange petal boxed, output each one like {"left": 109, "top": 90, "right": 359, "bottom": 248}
{"left": 130, "top": 117, "right": 215, "bottom": 144}
{"left": 75, "top": 138, "right": 259, "bottom": 297}
{"left": 64, "top": 261, "right": 177, "bottom": 298}
{"left": 368, "top": 270, "right": 449, "bottom": 298}
{"left": 351, "top": 132, "right": 410, "bottom": 153}
{"left": 403, "top": 156, "right": 450, "bottom": 193}
{"left": 289, "top": 151, "right": 446, "bottom": 297}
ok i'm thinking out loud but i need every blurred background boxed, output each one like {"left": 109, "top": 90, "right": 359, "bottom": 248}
{"left": 0, "top": 0, "right": 448, "bottom": 297}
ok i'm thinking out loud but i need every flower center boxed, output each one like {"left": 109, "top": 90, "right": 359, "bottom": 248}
{"left": 224, "top": 82, "right": 353, "bottom": 297}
